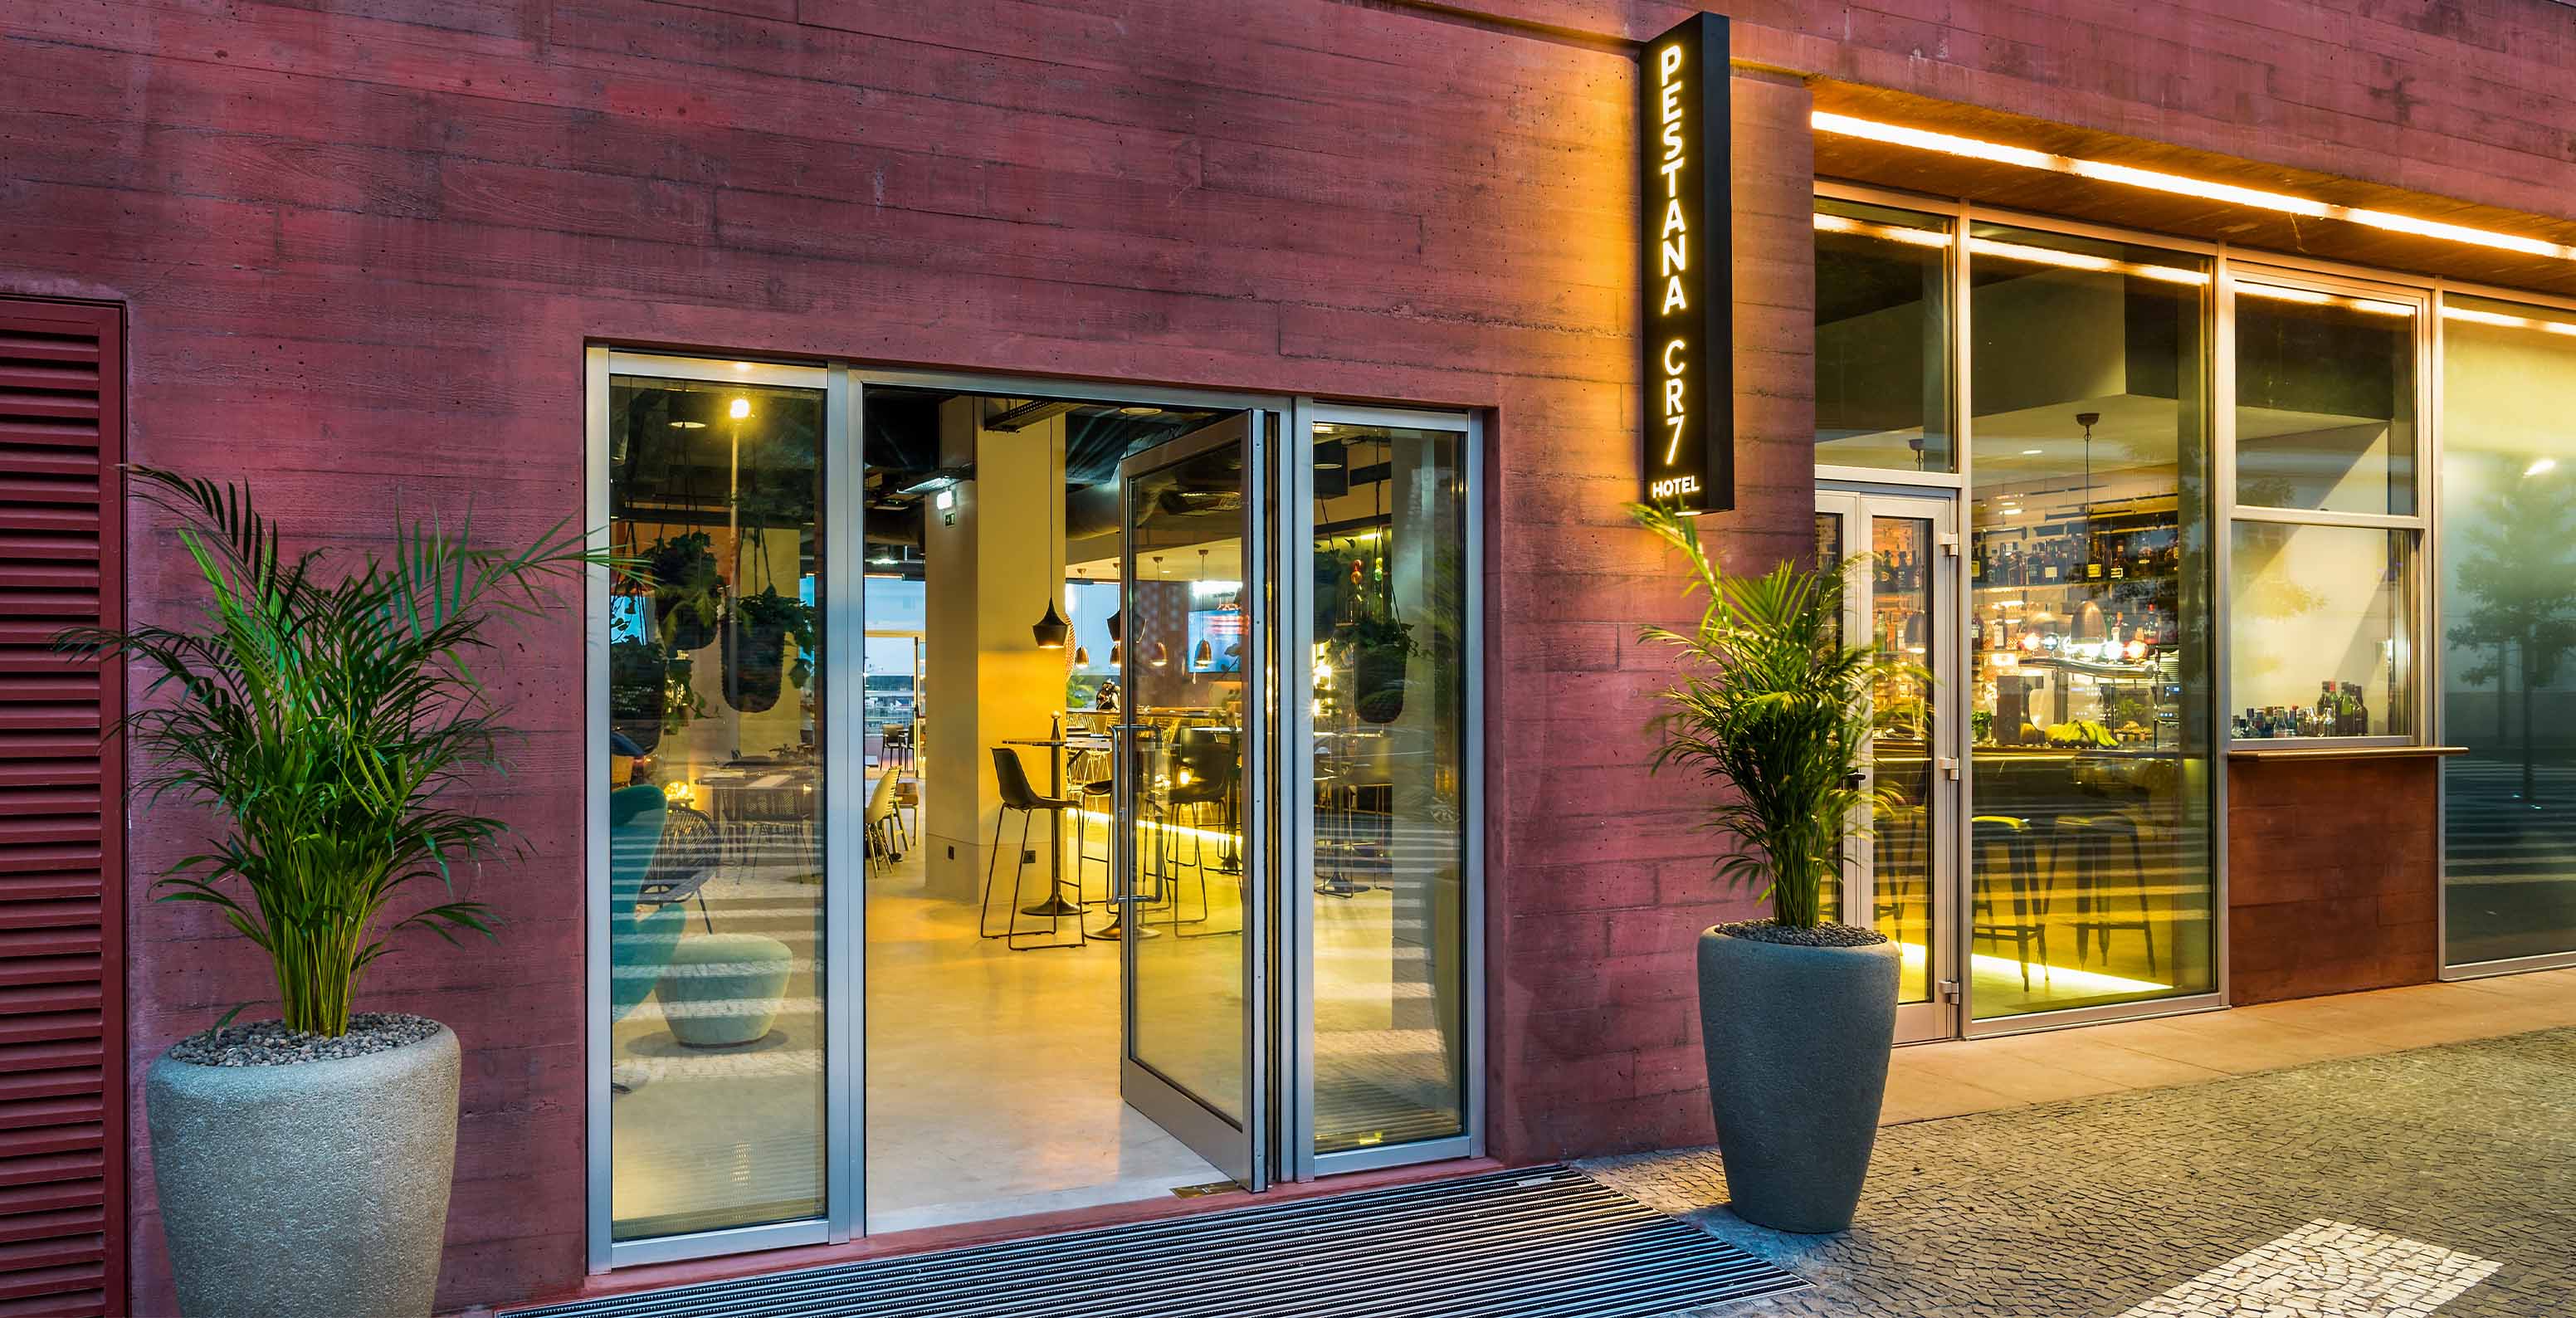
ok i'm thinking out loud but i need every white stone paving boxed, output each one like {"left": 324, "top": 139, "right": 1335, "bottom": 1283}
{"left": 2115, "top": 1219, "right": 2500, "bottom": 1318}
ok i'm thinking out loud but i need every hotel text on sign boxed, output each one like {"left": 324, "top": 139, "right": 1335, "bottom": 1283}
{"left": 1637, "top": 14, "right": 1731, "bottom": 512}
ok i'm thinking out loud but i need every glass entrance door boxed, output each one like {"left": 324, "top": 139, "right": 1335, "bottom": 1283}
{"left": 1818, "top": 490, "right": 1959, "bottom": 1043}
{"left": 1115, "top": 413, "right": 1268, "bottom": 1188}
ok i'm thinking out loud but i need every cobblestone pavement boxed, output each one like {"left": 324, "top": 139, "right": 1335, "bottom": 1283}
{"left": 1584, "top": 1027, "right": 2574, "bottom": 1317}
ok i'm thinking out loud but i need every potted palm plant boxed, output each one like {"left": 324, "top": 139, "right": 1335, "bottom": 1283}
{"left": 1632, "top": 501, "right": 1924, "bottom": 1234}
{"left": 60, "top": 468, "right": 603, "bottom": 1318}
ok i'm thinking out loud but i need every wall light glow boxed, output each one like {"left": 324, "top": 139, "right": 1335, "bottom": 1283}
{"left": 1813, "top": 110, "right": 2576, "bottom": 265}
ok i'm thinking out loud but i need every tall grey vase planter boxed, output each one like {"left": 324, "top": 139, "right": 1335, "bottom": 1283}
{"left": 147, "top": 1025, "right": 460, "bottom": 1318}
{"left": 1697, "top": 931, "right": 1900, "bottom": 1233}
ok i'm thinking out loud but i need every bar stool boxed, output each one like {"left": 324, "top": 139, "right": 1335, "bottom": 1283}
{"left": 2050, "top": 813, "right": 2157, "bottom": 974}
{"left": 1971, "top": 814, "right": 2051, "bottom": 991}
{"left": 1161, "top": 729, "right": 1239, "bottom": 934}
{"left": 978, "top": 747, "right": 1081, "bottom": 951}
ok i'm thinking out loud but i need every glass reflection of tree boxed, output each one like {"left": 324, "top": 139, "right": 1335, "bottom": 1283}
{"left": 2447, "top": 464, "right": 2576, "bottom": 803}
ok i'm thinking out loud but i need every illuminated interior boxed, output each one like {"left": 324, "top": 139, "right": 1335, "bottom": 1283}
{"left": 602, "top": 379, "right": 1467, "bottom": 1243}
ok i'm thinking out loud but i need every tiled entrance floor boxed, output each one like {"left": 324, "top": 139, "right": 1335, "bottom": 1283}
{"left": 1878, "top": 967, "right": 2576, "bottom": 1125}
{"left": 1589, "top": 972, "right": 2576, "bottom": 1317}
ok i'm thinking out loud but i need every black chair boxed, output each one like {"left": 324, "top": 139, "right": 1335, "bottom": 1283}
{"left": 1971, "top": 814, "right": 2051, "bottom": 991}
{"left": 1159, "top": 729, "right": 1241, "bottom": 934}
{"left": 2051, "top": 813, "right": 2157, "bottom": 974}
{"left": 978, "top": 746, "right": 1081, "bottom": 951}
{"left": 637, "top": 803, "right": 721, "bottom": 935}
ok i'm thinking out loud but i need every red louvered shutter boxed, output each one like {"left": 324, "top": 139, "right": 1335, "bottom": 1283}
{"left": 0, "top": 300, "right": 124, "bottom": 1318}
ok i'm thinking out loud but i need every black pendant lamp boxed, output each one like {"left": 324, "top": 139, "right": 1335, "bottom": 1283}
{"left": 1032, "top": 466, "right": 1071, "bottom": 649}
{"left": 1033, "top": 598, "right": 1071, "bottom": 649}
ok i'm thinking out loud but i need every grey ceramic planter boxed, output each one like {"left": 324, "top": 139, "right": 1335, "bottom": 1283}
{"left": 147, "top": 1024, "right": 460, "bottom": 1318}
{"left": 1697, "top": 930, "right": 1900, "bottom": 1233}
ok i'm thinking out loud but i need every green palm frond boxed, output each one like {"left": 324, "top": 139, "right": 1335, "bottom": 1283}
{"left": 1632, "top": 501, "right": 1930, "bottom": 930}
{"left": 60, "top": 467, "right": 616, "bottom": 1037}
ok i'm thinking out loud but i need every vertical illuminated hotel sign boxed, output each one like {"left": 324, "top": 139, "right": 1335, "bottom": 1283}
{"left": 1638, "top": 14, "right": 1731, "bottom": 512}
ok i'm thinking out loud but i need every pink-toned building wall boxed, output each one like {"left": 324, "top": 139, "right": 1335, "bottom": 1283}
{"left": 6, "top": 1, "right": 2573, "bottom": 1311}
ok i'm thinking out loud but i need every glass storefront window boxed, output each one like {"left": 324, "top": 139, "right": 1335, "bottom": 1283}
{"left": 2227, "top": 523, "right": 2416, "bottom": 740}
{"left": 2438, "top": 294, "right": 2576, "bottom": 965}
{"left": 1310, "top": 419, "right": 1470, "bottom": 1155}
{"left": 1814, "top": 198, "right": 1954, "bottom": 473}
{"left": 2233, "top": 283, "right": 2417, "bottom": 516}
{"left": 1966, "top": 222, "right": 2218, "bottom": 1018}
{"left": 606, "top": 373, "right": 827, "bottom": 1242}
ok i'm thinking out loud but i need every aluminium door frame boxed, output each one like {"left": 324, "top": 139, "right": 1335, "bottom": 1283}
{"left": 587, "top": 349, "right": 855, "bottom": 1272}
{"left": 1112, "top": 410, "right": 1273, "bottom": 1191}
{"left": 1808, "top": 181, "right": 2234, "bottom": 1037}
{"left": 588, "top": 355, "right": 1493, "bottom": 1269}
{"left": 1817, "top": 484, "right": 1964, "bottom": 1044}
{"left": 1288, "top": 403, "right": 1487, "bottom": 1180}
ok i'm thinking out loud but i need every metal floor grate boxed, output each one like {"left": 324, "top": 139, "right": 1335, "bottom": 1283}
{"left": 518, "top": 1165, "right": 1803, "bottom": 1318}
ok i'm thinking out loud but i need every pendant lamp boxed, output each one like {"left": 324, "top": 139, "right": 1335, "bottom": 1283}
{"left": 1073, "top": 644, "right": 1091, "bottom": 666}
{"left": 1032, "top": 469, "right": 1071, "bottom": 648}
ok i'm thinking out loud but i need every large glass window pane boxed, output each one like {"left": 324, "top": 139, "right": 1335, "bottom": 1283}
{"left": 1814, "top": 199, "right": 1954, "bottom": 472}
{"left": 2439, "top": 295, "right": 2576, "bottom": 964}
{"left": 2233, "top": 283, "right": 2417, "bottom": 515}
{"left": 607, "top": 373, "right": 826, "bottom": 1240}
{"left": 1867, "top": 515, "right": 1936, "bottom": 1005}
{"left": 1311, "top": 420, "right": 1469, "bottom": 1154}
{"left": 2227, "top": 523, "right": 2415, "bottom": 740}
{"left": 1966, "top": 224, "right": 2218, "bottom": 1018}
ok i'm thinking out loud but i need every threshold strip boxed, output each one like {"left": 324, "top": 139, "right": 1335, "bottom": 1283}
{"left": 515, "top": 1165, "right": 1803, "bottom": 1318}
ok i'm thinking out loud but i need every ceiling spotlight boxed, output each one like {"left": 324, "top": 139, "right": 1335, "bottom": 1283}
{"left": 728, "top": 398, "right": 751, "bottom": 419}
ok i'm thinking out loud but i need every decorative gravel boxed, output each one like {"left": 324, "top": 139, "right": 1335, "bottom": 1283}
{"left": 1713, "top": 920, "right": 1889, "bottom": 948}
{"left": 167, "top": 1012, "right": 440, "bottom": 1067}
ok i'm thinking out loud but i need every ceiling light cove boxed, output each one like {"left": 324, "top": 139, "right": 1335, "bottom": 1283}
{"left": 1812, "top": 111, "right": 2576, "bottom": 264}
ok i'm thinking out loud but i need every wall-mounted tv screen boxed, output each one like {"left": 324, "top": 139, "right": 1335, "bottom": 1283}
{"left": 1187, "top": 607, "right": 1245, "bottom": 674}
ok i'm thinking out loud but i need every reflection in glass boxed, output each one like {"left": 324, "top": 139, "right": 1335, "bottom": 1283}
{"left": 1312, "top": 422, "right": 1469, "bottom": 1154}
{"left": 1966, "top": 224, "right": 2217, "bottom": 1018}
{"left": 2233, "top": 284, "right": 2416, "bottom": 515}
{"left": 606, "top": 375, "right": 825, "bottom": 1240}
{"left": 2439, "top": 296, "right": 2576, "bottom": 964}
{"left": 1867, "top": 517, "right": 1935, "bottom": 1005}
{"left": 1124, "top": 438, "right": 1251, "bottom": 1123}
{"left": 2227, "top": 524, "right": 2415, "bottom": 740}
{"left": 1814, "top": 199, "right": 1954, "bottom": 472}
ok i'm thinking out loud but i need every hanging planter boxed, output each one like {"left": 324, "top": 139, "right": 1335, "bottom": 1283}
{"left": 608, "top": 637, "right": 666, "bottom": 754}
{"left": 645, "top": 531, "right": 724, "bottom": 652}
{"left": 1339, "top": 613, "right": 1417, "bottom": 725}
{"left": 724, "top": 587, "right": 816, "bottom": 715}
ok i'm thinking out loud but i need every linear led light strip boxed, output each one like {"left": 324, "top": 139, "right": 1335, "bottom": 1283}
{"left": 1813, "top": 111, "right": 2576, "bottom": 262}
{"left": 1815, "top": 210, "right": 2209, "bottom": 285}
{"left": 2441, "top": 304, "right": 2576, "bottom": 335}
{"left": 2232, "top": 283, "right": 2414, "bottom": 317}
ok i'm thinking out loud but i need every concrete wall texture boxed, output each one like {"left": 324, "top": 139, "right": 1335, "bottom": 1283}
{"left": 5, "top": 0, "right": 2572, "bottom": 1310}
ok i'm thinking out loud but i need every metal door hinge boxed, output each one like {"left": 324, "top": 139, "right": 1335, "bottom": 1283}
{"left": 1938, "top": 755, "right": 1960, "bottom": 780}
{"left": 1938, "top": 979, "right": 1962, "bottom": 1002}
{"left": 1939, "top": 533, "right": 1959, "bottom": 556}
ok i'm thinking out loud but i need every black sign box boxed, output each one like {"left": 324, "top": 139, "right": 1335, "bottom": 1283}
{"left": 1637, "top": 14, "right": 1732, "bottom": 513}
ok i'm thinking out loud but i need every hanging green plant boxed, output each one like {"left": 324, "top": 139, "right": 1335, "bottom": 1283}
{"left": 724, "top": 586, "right": 817, "bottom": 714}
{"left": 608, "top": 637, "right": 666, "bottom": 754}
{"left": 644, "top": 531, "right": 724, "bottom": 652}
{"left": 1334, "top": 610, "right": 1417, "bottom": 725}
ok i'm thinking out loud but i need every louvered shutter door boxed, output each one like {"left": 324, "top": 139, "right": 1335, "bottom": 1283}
{"left": 0, "top": 300, "right": 124, "bottom": 1318}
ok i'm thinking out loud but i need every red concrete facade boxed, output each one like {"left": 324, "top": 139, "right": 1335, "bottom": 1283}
{"left": 6, "top": 0, "right": 2574, "bottom": 1311}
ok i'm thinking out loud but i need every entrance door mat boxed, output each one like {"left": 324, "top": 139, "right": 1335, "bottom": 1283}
{"left": 517, "top": 1165, "right": 1804, "bottom": 1317}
